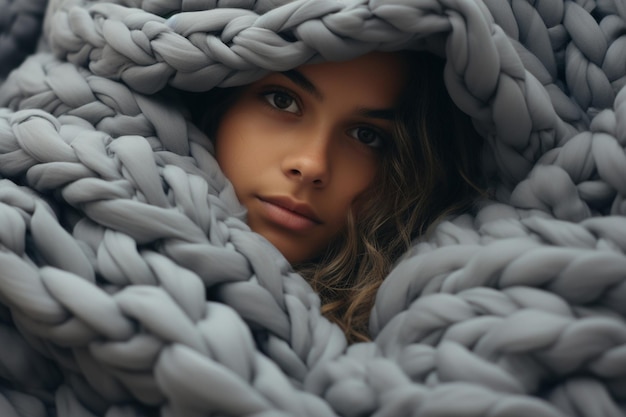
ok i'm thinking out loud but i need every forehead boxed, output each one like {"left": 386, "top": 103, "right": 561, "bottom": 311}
{"left": 267, "top": 52, "right": 409, "bottom": 106}
{"left": 308, "top": 52, "right": 406, "bottom": 97}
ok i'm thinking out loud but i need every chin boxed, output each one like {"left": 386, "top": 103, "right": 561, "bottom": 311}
{"left": 258, "top": 231, "right": 315, "bottom": 265}
{"left": 275, "top": 244, "right": 317, "bottom": 265}
{"left": 279, "top": 248, "right": 306, "bottom": 265}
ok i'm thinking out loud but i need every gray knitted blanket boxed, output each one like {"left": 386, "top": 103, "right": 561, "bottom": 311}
{"left": 0, "top": 0, "right": 625, "bottom": 416}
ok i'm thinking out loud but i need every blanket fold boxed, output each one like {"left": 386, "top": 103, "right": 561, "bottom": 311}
{"left": 1, "top": 0, "right": 626, "bottom": 416}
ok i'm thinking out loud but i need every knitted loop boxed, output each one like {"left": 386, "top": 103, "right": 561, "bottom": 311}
{"left": 373, "top": 284, "right": 626, "bottom": 414}
{"left": 0, "top": 98, "right": 348, "bottom": 416}
{"left": 562, "top": 2, "right": 620, "bottom": 112}
{"left": 509, "top": 84, "right": 626, "bottom": 220}
{"left": 307, "top": 348, "right": 568, "bottom": 417}
{"left": 0, "top": 388, "right": 49, "bottom": 417}
{"left": 40, "top": 0, "right": 615, "bottom": 186}
{"left": 2, "top": 0, "right": 626, "bottom": 416}
{"left": 136, "top": 0, "right": 283, "bottom": 17}
{"left": 372, "top": 211, "right": 626, "bottom": 343}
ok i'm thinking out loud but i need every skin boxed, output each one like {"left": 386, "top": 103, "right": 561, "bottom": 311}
{"left": 214, "top": 51, "right": 408, "bottom": 263}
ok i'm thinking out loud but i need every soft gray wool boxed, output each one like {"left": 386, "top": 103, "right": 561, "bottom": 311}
{"left": 0, "top": 0, "right": 625, "bottom": 416}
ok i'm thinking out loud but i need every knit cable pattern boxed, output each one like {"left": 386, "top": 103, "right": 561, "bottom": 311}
{"left": 1, "top": 0, "right": 626, "bottom": 416}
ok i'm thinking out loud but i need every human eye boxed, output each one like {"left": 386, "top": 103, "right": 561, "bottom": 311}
{"left": 261, "top": 90, "right": 300, "bottom": 114}
{"left": 348, "top": 126, "right": 388, "bottom": 149}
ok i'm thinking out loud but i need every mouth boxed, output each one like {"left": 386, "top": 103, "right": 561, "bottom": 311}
{"left": 258, "top": 196, "right": 322, "bottom": 231}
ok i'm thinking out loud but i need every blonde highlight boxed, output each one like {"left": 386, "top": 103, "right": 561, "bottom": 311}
{"left": 296, "top": 52, "right": 485, "bottom": 343}
{"left": 192, "top": 51, "right": 485, "bottom": 344}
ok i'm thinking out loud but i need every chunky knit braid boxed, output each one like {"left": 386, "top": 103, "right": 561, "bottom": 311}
{"left": 0, "top": 0, "right": 625, "bottom": 416}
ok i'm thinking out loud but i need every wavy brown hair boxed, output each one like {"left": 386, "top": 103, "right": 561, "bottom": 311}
{"left": 295, "top": 52, "right": 485, "bottom": 342}
{"left": 189, "top": 52, "right": 485, "bottom": 343}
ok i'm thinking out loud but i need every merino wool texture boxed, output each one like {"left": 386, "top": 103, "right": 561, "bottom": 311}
{"left": 0, "top": 0, "right": 626, "bottom": 416}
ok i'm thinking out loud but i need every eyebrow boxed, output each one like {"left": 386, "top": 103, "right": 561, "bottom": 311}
{"left": 280, "top": 69, "right": 397, "bottom": 121}
{"left": 281, "top": 70, "right": 323, "bottom": 100}
{"left": 357, "top": 108, "right": 396, "bottom": 121}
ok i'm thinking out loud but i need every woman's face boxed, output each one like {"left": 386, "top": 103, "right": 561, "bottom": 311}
{"left": 215, "top": 52, "right": 408, "bottom": 263}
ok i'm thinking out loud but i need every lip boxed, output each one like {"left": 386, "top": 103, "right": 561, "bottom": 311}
{"left": 258, "top": 195, "right": 322, "bottom": 231}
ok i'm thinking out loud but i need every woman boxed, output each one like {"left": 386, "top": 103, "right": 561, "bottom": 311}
{"left": 193, "top": 50, "right": 484, "bottom": 342}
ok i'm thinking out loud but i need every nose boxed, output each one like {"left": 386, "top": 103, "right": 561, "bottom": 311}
{"left": 281, "top": 131, "right": 331, "bottom": 187}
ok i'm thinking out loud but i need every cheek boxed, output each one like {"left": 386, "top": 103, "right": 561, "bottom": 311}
{"left": 214, "top": 116, "right": 254, "bottom": 192}
{"left": 215, "top": 101, "right": 259, "bottom": 163}
{"left": 350, "top": 153, "right": 380, "bottom": 193}
{"left": 214, "top": 128, "right": 237, "bottom": 178}
{"left": 333, "top": 156, "right": 381, "bottom": 216}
